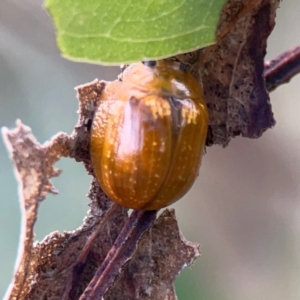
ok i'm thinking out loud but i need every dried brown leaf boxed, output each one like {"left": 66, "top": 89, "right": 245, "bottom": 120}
{"left": 3, "top": 80, "right": 200, "bottom": 300}
{"left": 203, "top": 0, "right": 278, "bottom": 146}
{"left": 177, "top": 0, "right": 279, "bottom": 146}
{"left": 2, "top": 80, "right": 129, "bottom": 299}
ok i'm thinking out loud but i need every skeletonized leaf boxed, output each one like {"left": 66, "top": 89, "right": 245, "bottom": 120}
{"left": 3, "top": 80, "right": 200, "bottom": 300}
{"left": 2, "top": 122, "right": 70, "bottom": 299}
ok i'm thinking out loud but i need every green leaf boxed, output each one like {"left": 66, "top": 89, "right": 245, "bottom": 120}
{"left": 45, "top": 0, "right": 225, "bottom": 65}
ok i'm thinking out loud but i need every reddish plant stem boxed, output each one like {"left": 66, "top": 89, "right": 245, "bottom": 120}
{"left": 264, "top": 45, "right": 300, "bottom": 92}
{"left": 79, "top": 209, "right": 157, "bottom": 300}
{"left": 63, "top": 203, "right": 120, "bottom": 300}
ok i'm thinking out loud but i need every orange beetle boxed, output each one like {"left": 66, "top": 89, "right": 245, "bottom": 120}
{"left": 90, "top": 60, "right": 208, "bottom": 210}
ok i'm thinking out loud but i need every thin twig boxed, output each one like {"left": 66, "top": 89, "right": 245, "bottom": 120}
{"left": 79, "top": 209, "right": 157, "bottom": 300}
{"left": 264, "top": 45, "right": 300, "bottom": 92}
{"left": 63, "top": 203, "right": 120, "bottom": 300}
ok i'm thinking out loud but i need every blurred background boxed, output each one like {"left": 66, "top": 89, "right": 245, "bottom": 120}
{"left": 1, "top": 0, "right": 300, "bottom": 299}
